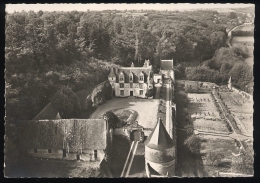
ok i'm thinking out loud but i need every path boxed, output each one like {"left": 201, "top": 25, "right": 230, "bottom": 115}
{"left": 121, "top": 141, "right": 139, "bottom": 177}
{"left": 226, "top": 25, "right": 241, "bottom": 47}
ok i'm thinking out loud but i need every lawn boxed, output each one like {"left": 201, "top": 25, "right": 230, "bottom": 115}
{"left": 199, "top": 136, "right": 240, "bottom": 177}
{"left": 110, "top": 108, "right": 134, "bottom": 122}
{"left": 5, "top": 157, "right": 101, "bottom": 178}
{"left": 219, "top": 92, "right": 253, "bottom": 135}
{"left": 111, "top": 135, "right": 131, "bottom": 177}
{"left": 187, "top": 93, "right": 229, "bottom": 133}
{"left": 128, "top": 142, "right": 147, "bottom": 177}
{"left": 231, "top": 36, "right": 254, "bottom": 68}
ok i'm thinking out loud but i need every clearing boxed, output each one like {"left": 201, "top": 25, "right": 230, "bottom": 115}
{"left": 187, "top": 93, "right": 229, "bottom": 133}
{"left": 231, "top": 36, "right": 254, "bottom": 68}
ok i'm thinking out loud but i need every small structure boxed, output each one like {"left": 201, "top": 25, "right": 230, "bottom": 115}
{"left": 144, "top": 119, "right": 175, "bottom": 177}
{"left": 160, "top": 59, "right": 174, "bottom": 80}
{"left": 228, "top": 76, "right": 232, "bottom": 90}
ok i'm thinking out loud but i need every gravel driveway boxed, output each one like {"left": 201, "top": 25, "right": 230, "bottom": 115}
{"left": 89, "top": 98, "right": 160, "bottom": 129}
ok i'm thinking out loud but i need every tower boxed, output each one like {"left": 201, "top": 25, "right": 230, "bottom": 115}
{"left": 108, "top": 67, "right": 116, "bottom": 88}
{"left": 144, "top": 119, "right": 175, "bottom": 177}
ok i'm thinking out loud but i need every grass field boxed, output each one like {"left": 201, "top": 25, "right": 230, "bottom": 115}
{"left": 187, "top": 93, "right": 229, "bottom": 133}
{"left": 219, "top": 92, "right": 253, "bottom": 136}
{"left": 232, "top": 36, "right": 254, "bottom": 44}
{"left": 231, "top": 36, "right": 254, "bottom": 67}
{"left": 5, "top": 157, "right": 101, "bottom": 178}
{"left": 199, "top": 137, "right": 240, "bottom": 177}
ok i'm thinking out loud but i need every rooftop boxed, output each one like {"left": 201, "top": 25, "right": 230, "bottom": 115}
{"left": 144, "top": 119, "right": 174, "bottom": 150}
{"left": 160, "top": 60, "right": 174, "bottom": 70}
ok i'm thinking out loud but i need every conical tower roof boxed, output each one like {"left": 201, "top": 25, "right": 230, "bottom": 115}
{"left": 56, "top": 112, "right": 61, "bottom": 119}
{"left": 108, "top": 67, "right": 116, "bottom": 77}
{"left": 144, "top": 119, "right": 174, "bottom": 150}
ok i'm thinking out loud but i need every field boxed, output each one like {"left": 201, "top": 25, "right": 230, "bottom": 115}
{"left": 187, "top": 93, "right": 229, "bottom": 133}
{"left": 231, "top": 36, "right": 254, "bottom": 67}
{"left": 233, "top": 25, "right": 254, "bottom": 32}
{"left": 219, "top": 92, "right": 253, "bottom": 136}
{"left": 199, "top": 136, "right": 240, "bottom": 177}
{"left": 5, "top": 157, "right": 101, "bottom": 177}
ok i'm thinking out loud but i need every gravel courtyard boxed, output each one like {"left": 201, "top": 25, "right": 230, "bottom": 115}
{"left": 90, "top": 98, "right": 160, "bottom": 130}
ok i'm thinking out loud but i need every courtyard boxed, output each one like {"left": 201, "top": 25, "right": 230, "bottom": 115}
{"left": 89, "top": 98, "right": 160, "bottom": 130}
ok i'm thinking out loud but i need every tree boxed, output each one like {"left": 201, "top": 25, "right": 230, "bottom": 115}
{"left": 184, "top": 124, "right": 194, "bottom": 136}
{"left": 184, "top": 134, "right": 201, "bottom": 154}
{"left": 52, "top": 86, "right": 81, "bottom": 118}
{"left": 145, "top": 88, "right": 153, "bottom": 98}
{"left": 101, "top": 111, "right": 120, "bottom": 129}
{"left": 205, "top": 151, "right": 224, "bottom": 166}
{"left": 228, "top": 12, "right": 237, "bottom": 19}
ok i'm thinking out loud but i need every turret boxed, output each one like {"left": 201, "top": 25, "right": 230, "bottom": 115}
{"left": 144, "top": 119, "right": 175, "bottom": 177}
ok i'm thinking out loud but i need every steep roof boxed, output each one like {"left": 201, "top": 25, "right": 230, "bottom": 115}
{"left": 33, "top": 102, "right": 60, "bottom": 120}
{"left": 108, "top": 67, "right": 116, "bottom": 78}
{"left": 144, "top": 119, "right": 174, "bottom": 150}
{"left": 114, "top": 67, "right": 151, "bottom": 83}
{"left": 18, "top": 119, "right": 107, "bottom": 150}
{"left": 161, "top": 60, "right": 173, "bottom": 70}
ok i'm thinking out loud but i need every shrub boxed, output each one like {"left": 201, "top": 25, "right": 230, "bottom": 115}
{"left": 184, "top": 134, "right": 201, "bottom": 154}
{"left": 205, "top": 151, "right": 224, "bottom": 166}
{"left": 145, "top": 88, "right": 154, "bottom": 98}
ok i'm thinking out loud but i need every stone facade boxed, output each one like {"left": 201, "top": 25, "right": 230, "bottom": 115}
{"left": 108, "top": 60, "right": 153, "bottom": 98}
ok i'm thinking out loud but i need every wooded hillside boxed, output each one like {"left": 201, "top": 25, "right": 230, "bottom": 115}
{"left": 5, "top": 10, "right": 234, "bottom": 120}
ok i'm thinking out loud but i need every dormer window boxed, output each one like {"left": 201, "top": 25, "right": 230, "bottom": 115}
{"left": 140, "top": 76, "right": 144, "bottom": 81}
{"left": 119, "top": 72, "right": 124, "bottom": 81}
{"left": 129, "top": 73, "right": 133, "bottom": 82}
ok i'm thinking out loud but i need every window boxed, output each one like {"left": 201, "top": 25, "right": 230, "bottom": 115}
{"left": 120, "top": 90, "right": 124, "bottom": 96}
{"left": 129, "top": 75, "right": 133, "bottom": 81}
{"left": 130, "top": 83, "right": 133, "bottom": 88}
{"left": 94, "top": 150, "right": 97, "bottom": 159}
{"left": 120, "top": 83, "right": 124, "bottom": 88}
{"left": 139, "top": 90, "right": 143, "bottom": 95}
{"left": 139, "top": 83, "right": 143, "bottom": 89}
{"left": 120, "top": 76, "right": 124, "bottom": 81}
{"left": 140, "top": 76, "right": 144, "bottom": 81}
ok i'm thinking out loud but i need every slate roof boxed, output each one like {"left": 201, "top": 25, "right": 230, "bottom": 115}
{"left": 160, "top": 60, "right": 174, "bottom": 70}
{"left": 113, "top": 67, "right": 152, "bottom": 83}
{"left": 33, "top": 102, "right": 60, "bottom": 120}
{"left": 19, "top": 119, "right": 107, "bottom": 150}
{"left": 108, "top": 67, "right": 116, "bottom": 78}
{"left": 144, "top": 119, "right": 174, "bottom": 150}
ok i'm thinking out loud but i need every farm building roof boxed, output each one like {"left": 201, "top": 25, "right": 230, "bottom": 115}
{"left": 33, "top": 102, "right": 60, "bottom": 120}
{"left": 18, "top": 119, "right": 108, "bottom": 150}
{"left": 144, "top": 119, "right": 174, "bottom": 150}
{"left": 160, "top": 60, "right": 173, "bottom": 70}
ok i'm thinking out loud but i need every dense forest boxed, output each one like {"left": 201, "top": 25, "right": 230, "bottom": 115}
{"left": 6, "top": 9, "right": 251, "bottom": 120}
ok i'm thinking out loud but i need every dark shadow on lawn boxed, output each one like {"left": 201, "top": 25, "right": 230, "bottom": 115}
{"left": 111, "top": 135, "right": 131, "bottom": 177}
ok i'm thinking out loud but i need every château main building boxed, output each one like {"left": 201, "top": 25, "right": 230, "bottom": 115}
{"left": 108, "top": 59, "right": 153, "bottom": 98}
